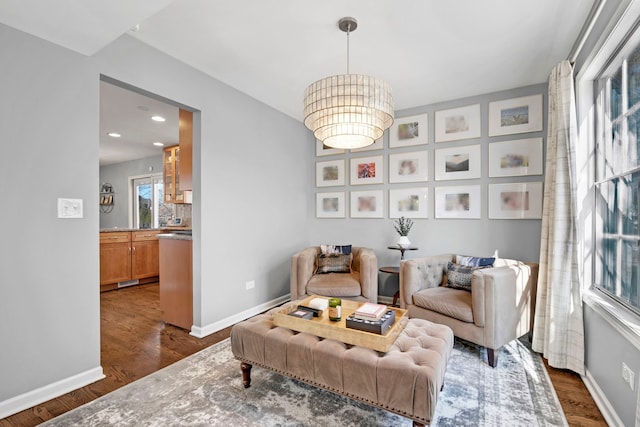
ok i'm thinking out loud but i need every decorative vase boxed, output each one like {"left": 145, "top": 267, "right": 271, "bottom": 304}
{"left": 397, "top": 235, "right": 411, "bottom": 248}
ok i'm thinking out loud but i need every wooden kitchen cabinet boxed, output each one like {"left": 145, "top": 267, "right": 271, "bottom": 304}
{"left": 100, "top": 230, "right": 161, "bottom": 290}
{"left": 159, "top": 237, "right": 193, "bottom": 330}
{"left": 163, "top": 145, "right": 183, "bottom": 203}
{"left": 163, "top": 110, "right": 193, "bottom": 203}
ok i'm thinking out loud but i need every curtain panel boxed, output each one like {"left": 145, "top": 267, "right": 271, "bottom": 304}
{"left": 532, "top": 60, "right": 585, "bottom": 375}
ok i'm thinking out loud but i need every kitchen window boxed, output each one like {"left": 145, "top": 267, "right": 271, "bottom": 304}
{"left": 594, "top": 26, "right": 640, "bottom": 314}
{"left": 132, "top": 174, "right": 164, "bottom": 229}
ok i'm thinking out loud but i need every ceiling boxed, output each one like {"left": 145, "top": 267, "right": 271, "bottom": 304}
{"left": 1, "top": 1, "right": 595, "bottom": 163}
{"left": 99, "top": 82, "right": 178, "bottom": 166}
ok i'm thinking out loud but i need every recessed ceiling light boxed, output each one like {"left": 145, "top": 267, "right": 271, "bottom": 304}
{"left": 108, "top": 132, "right": 121, "bottom": 138}
{"left": 153, "top": 142, "right": 164, "bottom": 147}
{"left": 151, "top": 115, "right": 166, "bottom": 122}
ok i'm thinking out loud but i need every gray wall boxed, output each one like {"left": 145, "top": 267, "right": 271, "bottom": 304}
{"left": 99, "top": 155, "right": 164, "bottom": 229}
{"left": 574, "top": 0, "right": 640, "bottom": 424}
{"left": 308, "top": 83, "right": 547, "bottom": 298}
{"left": 0, "top": 25, "right": 311, "bottom": 409}
{"left": 0, "top": 24, "right": 101, "bottom": 402}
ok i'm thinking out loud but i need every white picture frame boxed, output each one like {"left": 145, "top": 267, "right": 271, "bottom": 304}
{"left": 435, "top": 185, "right": 481, "bottom": 219}
{"left": 350, "top": 190, "right": 384, "bottom": 218}
{"left": 350, "top": 155, "right": 384, "bottom": 185}
{"left": 316, "top": 139, "right": 346, "bottom": 157}
{"left": 389, "top": 187, "right": 428, "bottom": 219}
{"left": 351, "top": 137, "right": 384, "bottom": 152}
{"left": 488, "top": 94, "right": 543, "bottom": 136}
{"left": 488, "top": 138, "right": 544, "bottom": 177}
{"left": 434, "top": 144, "right": 481, "bottom": 181}
{"left": 488, "top": 182, "right": 543, "bottom": 219}
{"left": 389, "top": 113, "right": 429, "bottom": 148}
{"left": 435, "top": 104, "right": 481, "bottom": 143}
{"left": 389, "top": 151, "right": 428, "bottom": 183}
{"left": 316, "top": 159, "right": 345, "bottom": 187}
{"left": 316, "top": 192, "right": 346, "bottom": 218}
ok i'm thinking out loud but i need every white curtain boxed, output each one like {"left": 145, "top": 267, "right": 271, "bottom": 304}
{"left": 532, "top": 60, "right": 585, "bottom": 375}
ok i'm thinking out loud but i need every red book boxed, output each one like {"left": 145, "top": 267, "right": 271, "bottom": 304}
{"left": 354, "top": 303, "right": 387, "bottom": 320}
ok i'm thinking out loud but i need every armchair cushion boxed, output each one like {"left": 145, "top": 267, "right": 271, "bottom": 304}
{"left": 307, "top": 272, "right": 362, "bottom": 297}
{"left": 315, "top": 253, "right": 352, "bottom": 274}
{"left": 413, "top": 287, "right": 474, "bottom": 323}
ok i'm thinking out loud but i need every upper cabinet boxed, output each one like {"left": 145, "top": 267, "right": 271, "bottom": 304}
{"left": 163, "top": 109, "right": 193, "bottom": 203}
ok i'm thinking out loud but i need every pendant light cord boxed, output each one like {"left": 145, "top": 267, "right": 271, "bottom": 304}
{"left": 346, "top": 22, "right": 350, "bottom": 75}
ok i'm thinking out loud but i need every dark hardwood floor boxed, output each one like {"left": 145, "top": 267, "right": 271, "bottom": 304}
{"left": 1, "top": 284, "right": 606, "bottom": 426}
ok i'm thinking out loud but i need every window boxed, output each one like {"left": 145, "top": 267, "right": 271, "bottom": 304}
{"left": 594, "top": 30, "right": 640, "bottom": 313}
{"left": 132, "top": 174, "right": 164, "bottom": 229}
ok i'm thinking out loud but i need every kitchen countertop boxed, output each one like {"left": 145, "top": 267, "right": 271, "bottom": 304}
{"left": 100, "top": 227, "right": 192, "bottom": 233}
{"left": 157, "top": 233, "right": 193, "bottom": 241}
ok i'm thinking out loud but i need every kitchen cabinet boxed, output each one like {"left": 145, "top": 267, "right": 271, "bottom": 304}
{"left": 159, "top": 236, "right": 193, "bottom": 330}
{"left": 163, "top": 145, "right": 183, "bottom": 203}
{"left": 100, "top": 230, "right": 162, "bottom": 290}
{"left": 163, "top": 109, "right": 193, "bottom": 203}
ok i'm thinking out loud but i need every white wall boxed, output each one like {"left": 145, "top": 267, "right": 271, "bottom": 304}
{"left": 0, "top": 25, "right": 311, "bottom": 415}
{"left": 99, "top": 155, "right": 164, "bottom": 229}
{"left": 308, "top": 84, "right": 547, "bottom": 297}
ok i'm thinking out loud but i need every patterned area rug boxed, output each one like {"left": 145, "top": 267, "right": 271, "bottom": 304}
{"left": 42, "top": 337, "right": 567, "bottom": 426}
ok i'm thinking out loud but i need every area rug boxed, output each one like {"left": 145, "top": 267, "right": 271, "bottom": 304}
{"left": 42, "top": 337, "right": 567, "bottom": 426}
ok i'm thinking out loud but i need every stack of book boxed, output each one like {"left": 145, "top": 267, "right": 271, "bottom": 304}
{"left": 346, "top": 303, "right": 396, "bottom": 335}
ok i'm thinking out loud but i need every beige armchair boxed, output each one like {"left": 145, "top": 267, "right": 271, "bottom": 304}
{"left": 290, "top": 247, "right": 378, "bottom": 303}
{"left": 400, "top": 254, "right": 538, "bottom": 367}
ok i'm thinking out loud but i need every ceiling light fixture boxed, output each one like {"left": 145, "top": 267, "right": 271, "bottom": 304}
{"left": 303, "top": 17, "right": 394, "bottom": 149}
{"left": 107, "top": 132, "right": 121, "bottom": 138}
{"left": 153, "top": 142, "right": 164, "bottom": 147}
{"left": 151, "top": 115, "right": 166, "bottom": 122}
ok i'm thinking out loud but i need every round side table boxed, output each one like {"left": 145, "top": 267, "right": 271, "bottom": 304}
{"left": 380, "top": 247, "right": 418, "bottom": 307}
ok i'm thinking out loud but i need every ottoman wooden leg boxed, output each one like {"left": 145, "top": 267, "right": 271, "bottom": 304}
{"left": 241, "top": 362, "right": 252, "bottom": 388}
{"left": 413, "top": 421, "right": 425, "bottom": 427}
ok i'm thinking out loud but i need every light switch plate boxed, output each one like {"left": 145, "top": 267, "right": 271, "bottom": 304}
{"left": 58, "top": 198, "right": 83, "bottom": 219}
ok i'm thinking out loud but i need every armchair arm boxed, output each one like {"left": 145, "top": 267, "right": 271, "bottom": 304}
{"left": 355, "top": 248, "right": 378, "bottom": 302}
{"left": 471, "top": 263, "right": 532, "bottom": 349}
{"left": 399, "top": 254, "right": 453, "bottom": 308}
{"left": 290, "top": 247, "right": 318, "bottom": 301}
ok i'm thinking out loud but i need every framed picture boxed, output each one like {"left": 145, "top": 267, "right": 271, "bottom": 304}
{"left": 389, "top": 151, "right": 428, "bottom": 183}
{"left": 316, "top": 139, "right": 346, "bottom": 157}
{"left": 488, "top": 138, "right": 543, "bottom": 177}
{"left": 434, "top": 144, "right": 481, "bottom": 181}
{"left": 352, "top": 137, "right": 384, "bottom": 152}
{"left": 435, "top": 185, "right": 481, "bottom": 219}
{"left": 389, "top": 187, "right": 428, "bottom": 218}
{"left": 435, "top": 104, "right": 481, "bottom": 143}
{"left": 389, "top": 113, "right": 428, "bottom": 148}
{"left": 316, "top": 159, "right": 345, "bottom": 187}
{"left": 488, "top": 94, "right": 543, "bottom": 136}
{"left": 316, "top": 192, "right": 346, "bottom": 218}
{"left": 350, "top": 190, "right": 384, "bottom": 218}
{"left": 350, "top": 155, "right": 384, "bottom": 185}
{"left": 488, "top": 182, "right": 543, "bottom": 219}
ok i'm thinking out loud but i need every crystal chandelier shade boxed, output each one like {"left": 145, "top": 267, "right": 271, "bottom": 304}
{"left": 303, "top": 18, "right": 394, "bottom": 149}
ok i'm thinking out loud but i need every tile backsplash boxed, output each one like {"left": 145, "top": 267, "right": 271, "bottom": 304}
{"left": 159, "top": 203, "right": 192, "bottom": 227}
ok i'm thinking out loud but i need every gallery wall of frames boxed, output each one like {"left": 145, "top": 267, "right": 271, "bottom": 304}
{"left": 315, "top": 92, "right": 545, "bottom": 221}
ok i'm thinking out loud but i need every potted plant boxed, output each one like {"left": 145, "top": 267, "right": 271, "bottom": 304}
{"left": 393, "top": 217, "right": 414, "bottom": 248}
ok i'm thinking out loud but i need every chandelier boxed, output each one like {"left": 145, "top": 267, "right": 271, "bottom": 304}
{"left": 303, "top": 17, "right": 394, "bottom": 149}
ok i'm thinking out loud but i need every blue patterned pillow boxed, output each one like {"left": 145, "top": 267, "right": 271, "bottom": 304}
{"left": 456, "top": 255, "right": 495, "bottom": 267}
{"left": 445, "top": 262, "right": 478, "bottom": 291}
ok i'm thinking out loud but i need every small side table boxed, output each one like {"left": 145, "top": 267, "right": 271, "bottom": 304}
{"left": 380, "top": 246, "right": 418, "bottom": 307}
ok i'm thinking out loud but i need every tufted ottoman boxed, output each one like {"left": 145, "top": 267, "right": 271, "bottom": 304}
{"left": 231, "top": 305, "right": 454, "bottom": 426}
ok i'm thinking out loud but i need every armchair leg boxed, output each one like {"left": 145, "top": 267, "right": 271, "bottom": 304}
{"left": 487, "top": 348, "right": 498, "bottom": 367}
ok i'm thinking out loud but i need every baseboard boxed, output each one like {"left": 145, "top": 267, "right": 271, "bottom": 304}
{"left": 582, "top": 368, "right": 625, "bottom": 427}
{"left": 0, "top": 366, "right": 104, "bottom": 419}
{"left": 190, "top": 294, "right": 291, "bottom": 338}
{"left": 377, "top": 295, "right": 394, "bottom": 306}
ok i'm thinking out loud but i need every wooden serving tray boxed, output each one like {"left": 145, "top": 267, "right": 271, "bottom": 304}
{"left": 273, "top": 296, "right": 408, "bottom": 353}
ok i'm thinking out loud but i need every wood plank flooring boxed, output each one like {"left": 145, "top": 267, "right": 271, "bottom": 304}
{"left": 1, "top": 283, "right": 606, "bottom": 426}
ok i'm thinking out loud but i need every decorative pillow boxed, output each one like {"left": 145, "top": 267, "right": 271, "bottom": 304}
{"left": 316, "top": 253, "right": 352, "bottom": 274}
{"left": 456, "top": 255, "right": 495, "bottom": 267}
{"left": 445, "top": 262, "right": 479, "bottom": 291}
{"left": 320, "top": 244, "right": 352, "bottom": 255}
